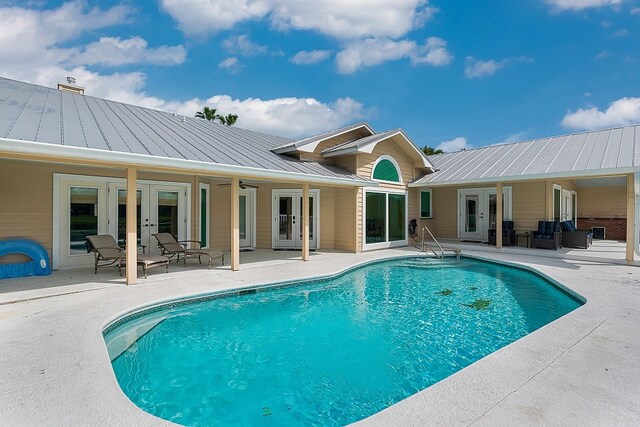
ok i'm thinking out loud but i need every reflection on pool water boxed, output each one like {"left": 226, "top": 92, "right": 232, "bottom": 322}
{"left": 104, "top": 256, "right": 583, "bottom": 426}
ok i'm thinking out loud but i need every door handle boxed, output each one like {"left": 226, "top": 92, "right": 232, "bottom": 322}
{"left": 150, "top": 224, "right": 156, "bottom": 227}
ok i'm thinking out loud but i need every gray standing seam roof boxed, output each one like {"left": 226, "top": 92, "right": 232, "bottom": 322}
{"left": 0, "top": 77, "right": 370, "bottom": 183}
{"left": 414, "top": 125, "right": 640, "bottom": 185}
{"left": 271, "top": 121, "right": 373, "bottom": 152}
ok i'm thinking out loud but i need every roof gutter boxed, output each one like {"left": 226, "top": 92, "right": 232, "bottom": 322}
{"left": 409, "top": 166, "right": 640, "bottom": 187}
{"left": 0, "top": 138, "right": 376, "bottom": 187}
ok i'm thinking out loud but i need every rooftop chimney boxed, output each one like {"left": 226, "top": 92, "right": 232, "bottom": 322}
{"left": 57, "top": 76, "right": 84, "bottom": 95}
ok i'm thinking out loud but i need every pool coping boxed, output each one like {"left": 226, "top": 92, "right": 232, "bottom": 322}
{"left": 0, "top": 247, "right": 638, "bottom": 426}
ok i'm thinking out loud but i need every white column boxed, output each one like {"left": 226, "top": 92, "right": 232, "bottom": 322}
{"left": 302, "top": 183, "right": 309, "bottom": 261}
{"left": 231, "top": 177, "right": 240, "bottom": 271}
{"left": 496, "top": 182, "right": 503, "bottom": 249}
{"left": 125, "top": 167, "right": 137, "bottom": 285}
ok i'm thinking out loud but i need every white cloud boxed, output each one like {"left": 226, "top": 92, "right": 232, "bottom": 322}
{"left": 632, "top": 7, "right": 640, "bottom": 14}
{"left": 336, "top": 37, "right": 452, "bottom": 74}
{"left": 69, "top": 37, "right": 186, "bottom": 67}
{"left": 595, "top": 50, "right": 612, "bottom": 59}
{"left": 160, "top": 0, "right": 436, "bottom": 39}
{"left": 561, "top": 97, "right": 640, "bottom": 130}
{"left": 218, "top": 57, "right": 243, "bottom": 73}
{"left": 193, "top": 96, "right": 367, "bottom": 138}
{"left": 464, "top": 56, "right": 532, "bottom": 79}
{"left": 222, "top": 34, "right": 268, "bottom": 56}
{"left": 612, "top": 28, "right": 628, "bottom": 37}
{"left": 545, "top": 0, "right": 622, "bottom": 12}
{"left": 411, "top": 37, "right": 454, "bottom": 66}
{"left": 0, "top": 1, "right": 131, "bottom": 62}
{"left": 290, "top": 50, "right": 332, "bottom": 65}
{"left": 436, "top": 137, "right": 471, "bottom": 152}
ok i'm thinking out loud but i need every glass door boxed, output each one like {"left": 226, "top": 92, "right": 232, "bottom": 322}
{"left": 458, "top": 188, "right": 512, "bottom": 242}
{"left": 149, "top": 185, "right": 187, "bottom": 254}
{"left": 273, "top": 190, "right": 318, "bottom": 249}
{"left": 460, "top": 192, "right": 483, "bottom": 240}
{"left": 109, "top": 185, "right": 150, "bottom": 252}
{"left": 239, "top": 189, "right": 255, "bottom": 248}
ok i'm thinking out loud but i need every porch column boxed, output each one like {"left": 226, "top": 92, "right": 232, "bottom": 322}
{"left": 302, "top": 183, "right": 310, "bottom": 261}
{"left": 125, "top": 167, "right": 137, "bottom": 285}
{"left": 231, "top": 177, "right": 240, "bottom": 271}
{"left": 496, "top": 183, "right": 503, "bottom": 249}
{"left": 627, "top": 173, "right": 635, "bottom": 262}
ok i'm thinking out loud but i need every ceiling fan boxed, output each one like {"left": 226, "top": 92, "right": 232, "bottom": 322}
{"left": 217, "top": 180, "right": 259, "bottom": 189}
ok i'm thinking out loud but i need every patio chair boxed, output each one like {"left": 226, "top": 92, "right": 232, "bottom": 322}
{"left": 152, "top": 233, "right": 224, "bottom": 269}
{"left": 560, "top": 220, "right": 592, "bottom": 249}
{"left": 86, "top": 235, "right": 169, "bottom": 278}
{"left": 531, "top": 221, "right": 562, "bottom": 250}
{"left": 488, "top": 221, "right": 516, "bottom": 246}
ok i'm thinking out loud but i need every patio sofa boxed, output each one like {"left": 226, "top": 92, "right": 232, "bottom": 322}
{"left": 532, "top": 221, "right": 562, "bottom": 250}
{"left": 560, "top": 220, "right": 592, "bottom": 249}
{"left": 488, "top": 221, "right": 516, "bottom": 246}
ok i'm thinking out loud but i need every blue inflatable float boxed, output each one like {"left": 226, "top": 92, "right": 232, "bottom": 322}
{"left": 0, "top": 239, "right": 52, "bottom": 279}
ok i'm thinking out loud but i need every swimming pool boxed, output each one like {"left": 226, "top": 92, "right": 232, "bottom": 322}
{"left": 104, "top": 256, "right": 583, "bottom": 426}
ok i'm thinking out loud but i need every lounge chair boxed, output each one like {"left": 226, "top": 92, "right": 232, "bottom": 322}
{"left": 560, "top": 220, "right": 592, "bottom": 249}
{"left": 531, "top": 221, "right": 562, "bottom": 250}
{"left": 86, "top": 235, "right": 169, "bottom": 278}
{"left": 152, "top": 233, "right": 224, "bottom": 268}
{"left": 488, "top": 221, "right": 516, "bottom": 246}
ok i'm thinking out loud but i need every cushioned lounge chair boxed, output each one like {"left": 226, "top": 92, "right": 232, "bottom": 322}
{"left": 152, "top": 233, "right": 224, "bottom": 269}
{"left": 531, "top": 221, "right": 562, "bottom": 250}
{"left": 560, "top": 220, "right": 592, "bottom": 249}
{"left": 86, "top": 235, "right": 169, "bottom": 278}
{"left": 488, "top": 221, "right": 516, "bottom": 246}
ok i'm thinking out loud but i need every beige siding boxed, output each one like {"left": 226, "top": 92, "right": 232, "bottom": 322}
{"left": 578, "top": 187, "right": 627, "bottom": 219}
{"left": 334, "top": 187, "right": 358, "bottom": 251}
{"left": 417, "top": 181, "right": 547, "bottom": 239}
{"left": 418, "top": 187, "right": 458, "bottom": 239}
{"left": 512, "top": 181, "right": 546, "bottom": 232}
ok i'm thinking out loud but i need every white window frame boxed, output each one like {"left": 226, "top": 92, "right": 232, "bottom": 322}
{"left": 419, "top": 188, "right": 433, "bottom": 219}
{"left": 362, "top": 186, "right": 408, "bottom": 251}
{"left": 370, "top": 155, "right": 403, "bottom": 184}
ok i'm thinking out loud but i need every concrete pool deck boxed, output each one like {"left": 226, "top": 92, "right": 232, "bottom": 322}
{"left": 0, "top": 247, "right": 639, "bottom": 426}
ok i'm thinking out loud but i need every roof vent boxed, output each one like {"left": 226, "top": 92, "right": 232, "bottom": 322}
{"left": 57, "top": 77, "right": 84, "bottom": 95}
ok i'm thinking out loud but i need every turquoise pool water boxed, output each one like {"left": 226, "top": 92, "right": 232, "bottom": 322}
{"left": 105, "top": 257, "right": 582, "bottom": 426}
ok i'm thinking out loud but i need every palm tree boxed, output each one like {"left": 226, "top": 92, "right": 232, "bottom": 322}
{"left": 422, "top": 146, "right": 444, "bottom": 155}
{"left": 218, "top": 114, "right": 238, "bottom": 126}
{"left": 195, "top": 106, "right": 218, "bottom": 121}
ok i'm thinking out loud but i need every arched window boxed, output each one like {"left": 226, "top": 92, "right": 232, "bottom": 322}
{"left": 371, "top": 156, "right": 402, "bottom": 183}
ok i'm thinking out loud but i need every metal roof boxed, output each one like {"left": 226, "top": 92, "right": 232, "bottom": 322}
{"left": 321, "top": 128, "right": 433, "bottom": 169}
{"left": 0, "top": 77, "right": 372, "bottom": 185}
{"left": 271, "top": 122, "right": 373, "bottom": 153}
{"left": 321, "top": 129, "right": 401, "bottom": 154}
{"left": 412, "top": 125, "right": 640, "bottom": 186}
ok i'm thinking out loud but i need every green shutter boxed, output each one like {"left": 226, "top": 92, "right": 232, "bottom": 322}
{"left": 373, "top": 159, "right": 400, "bottom": 182}
{"left": 420, "top": 191, "right": 431, "bottom": 218}
{"left": 200, "top": 188, "right": 207, "bottom": 247}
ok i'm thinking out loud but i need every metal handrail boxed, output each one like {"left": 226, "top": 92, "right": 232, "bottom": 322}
{"left": 420, "top": 226, "right": 460, "bottom": 260}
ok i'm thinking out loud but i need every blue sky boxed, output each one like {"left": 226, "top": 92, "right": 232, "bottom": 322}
{"left": 1, "top": 0, "right": 639, "bottom": 151}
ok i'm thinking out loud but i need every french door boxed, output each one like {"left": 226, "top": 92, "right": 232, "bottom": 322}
{"left": 272, "top": 190, "right": 318, "bottom": 249}
{"left": 108, "top": 183, "right": 188, "bottom": 255}
{"left": 239, "top": 188, "right": 256, "bottom": 248}
{"left": 458, "top": 187, "right": 512, "bottom": 241}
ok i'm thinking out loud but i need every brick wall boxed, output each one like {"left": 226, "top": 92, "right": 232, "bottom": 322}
{"left": 577, "top": 217, "right": 627, "bottom": 241}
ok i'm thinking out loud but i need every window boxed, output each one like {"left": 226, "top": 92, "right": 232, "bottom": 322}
{"left": 69, "top": 187, "right": 98, "bottom": 254}
{"left": 372, "top": 156, "right": 402, "bottom": 183}
{"left": 364, "top": 189, "right": 406, "bottom": 248}
{"left": 366, "top": 192, "right": 386, "bottom": 243}
{"left": 553, "top": 186, "right": 561, "bottom": 222}
{"left": 199, "top": 183, "right": 210, "bottom": 248}
{"left": 420, "top": 189, "right": 432, "bottom": 218}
